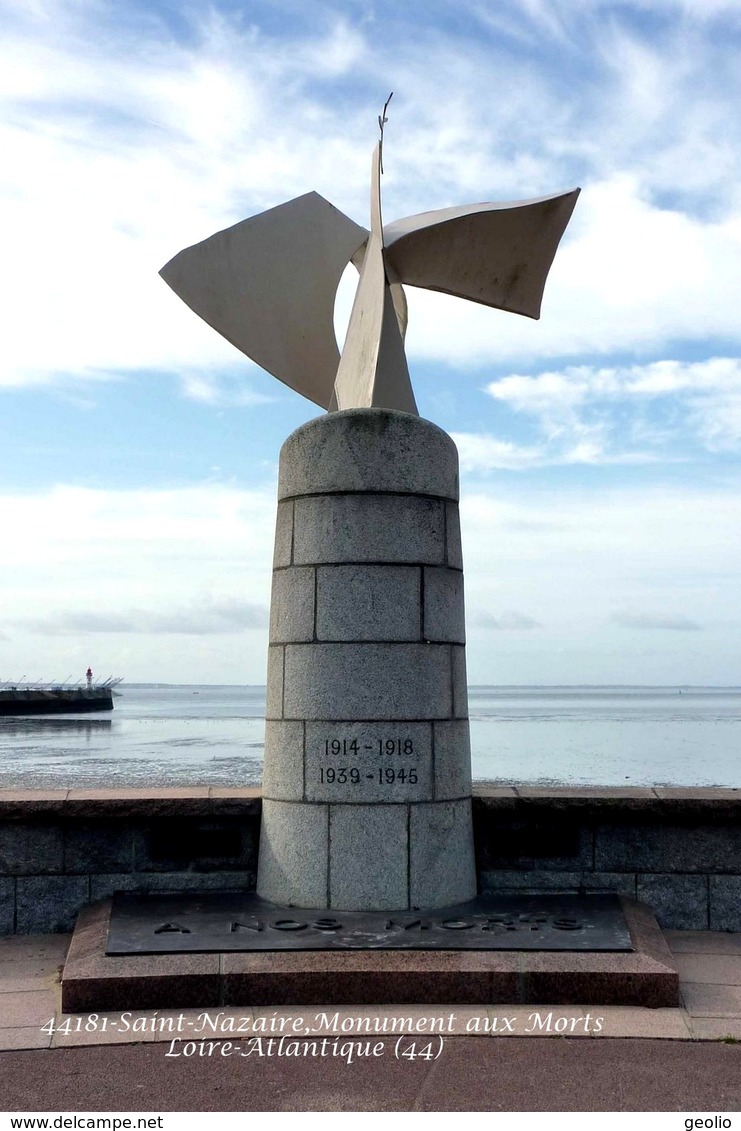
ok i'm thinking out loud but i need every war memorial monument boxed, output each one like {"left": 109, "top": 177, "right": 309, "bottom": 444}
{"left": 59, "top": 104, "right": 680, "bottom": 1009}
{"left": 159, "top": 100, "right": 578, "bottom": 914}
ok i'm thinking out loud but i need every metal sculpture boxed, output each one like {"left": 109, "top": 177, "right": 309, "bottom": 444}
{"left": 161, "top": 97, "right": 579, "bottom": 414}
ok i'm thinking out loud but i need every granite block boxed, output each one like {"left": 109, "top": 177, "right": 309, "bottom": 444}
{"left": 637, "top": 873, "right": 709, "bottom": 930}
{"left": 224, "top": 950, "right": 505, "bottom": 1007}
{"left": 452, "top": 645, "right": 469, "bottom": 719}
{"left": 472, "top": 786, "right": 519, "bottom": 805}
{"left": 0, "top": 823, "right": 63, "bottom": 875}
{"left": 653, "top": 787, "right": 741, "bottom": 809}
{"left": 61, "top": 902, "right": 221, "bottom": 1013}
{"left": 133, "top": 819, "right": 256, "bottom": 873}
{"left": 316, "top": 564, "right": 421, "bottom": 641}
{"left": 265, "top": 645, "right": 284, "bottom": 719}
{"left": 520, "top": 968, "right": 678, "bottom": 1009}
{"left": 269, "top": 567, "right": 315, "bottom": 642}
{"left": 261, "top": 720, "right": 304, "bottom": 801}
{"left": 293, "top": 494, "right": 446, "bottom": 566}
{"left": 0, "top": 877, "right": 14, "bottom": 935}
{"left": 278, "top": 409, "right": 459, "bottom": 500}
{"left": 409, "top": 799, "right": 477, "bottom": 908}
{"left": 596, "top": 824, "right": 741, "bottom": 872}
{"left": 0, "top": 791, "right": 69, "bottom": 817}
{"left": 423, "top": 567, "right": 465, "bottom": 643}
{"left": 305, "top": 721, "right": 432, "bottom": 803}
{"left": 63, "top": 822, "right": 134, "bottom": 874}
{"left": 329, "top": 804, "right": 408, "bottom": 909}
{"left": 16, "top": 875, "right": 90, "bottom": 933}
{"left": 479, "top": 870, "right": 637, "bottom": 898}
{"left": 283, "top": 642, "right": 452, "bottom": 720}
{"left": 445, "top": 501, "right": 463, "bottom": 569}
{"left": 515, "top": 787, "right": 658, "bottom": 807}
{"left": 257, "top": 800, "right": 328, "bottom": 907}
{"left": 63, "top": 789, "right": 212, "bottom": 818}
{"left": 272, "top": 499, "right": 294, "bottom": 568}
{"left": 137, "top": 821, "right": 219, "bottom": 873}
{"left": 478, "top": 819, "right": 592, "bottom": 870}
{"left": 432, "top": 720, "right": 472, "bottom": 800}
{"left": 59, "top": 895, "right": 677, "bottom": 1010}
{"left": 579, "top": 872, "right": 638, "bottom": 899}
{"left": 208, "top": 788, "right": 262, "bottom": 817}
{"left": 90, "top": 871, "right": 255, "bottom": 901}
{"left": 479, "top": 870, "right": 583, "bottom": 893}
{"left": 709, "top": 876, "right": 741, "bottom": 931}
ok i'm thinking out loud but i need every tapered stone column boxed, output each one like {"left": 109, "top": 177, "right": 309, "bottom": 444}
{"left": 257, "top": 408, "right": 476, "bottom": 910}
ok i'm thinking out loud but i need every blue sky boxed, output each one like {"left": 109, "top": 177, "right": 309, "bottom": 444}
{"left": 2, "top": 0, "right": 741, "bottom": 684}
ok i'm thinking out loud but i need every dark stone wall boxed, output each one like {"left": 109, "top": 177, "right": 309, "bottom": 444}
{"left": 473, "top": 787, "right": 741, "bottom": 931}
{"left": 1, "top": 786, "right": 740, "bottom": 932}
{"left": 0, "top": 790, "right": 260, "bottom": 933}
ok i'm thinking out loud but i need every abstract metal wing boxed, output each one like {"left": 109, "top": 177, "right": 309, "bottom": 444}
{"left": 160, "top": 192, "right": 369, "bottom": 409}
{"left": 382, "top": 189, "right": 580, "bottom": 320}
{"left": 332, "top": 144, "right": 417, "bottom": 415}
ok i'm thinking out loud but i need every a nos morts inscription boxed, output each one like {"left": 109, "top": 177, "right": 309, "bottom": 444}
{"left": 107, "top": 893, "right": 633, "bottom": 954}
{"left": 305, "top": 721, "right": 432, "bottom": 802}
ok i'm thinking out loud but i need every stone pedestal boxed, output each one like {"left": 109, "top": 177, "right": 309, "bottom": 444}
{"left": 257, "top": 408, "right": 477, "bottom": 910}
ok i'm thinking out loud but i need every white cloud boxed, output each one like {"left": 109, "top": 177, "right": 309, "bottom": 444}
{"left": 0, "top": 477, "right": 739, "bottom": 683}
{"left": 452, "top": 428, "right": 664, "bottom": 471}
{"left": 472, "top": 610, "right": 543, "bottom": 630}
{"left": 20, "top": 598, "right": 269, "bottom": 636}
{"left": 0, "top": 6, "right": 380, "bottom": 393}
{"left": 0, "top": 484, "right": 276, "bottom": 681}
{"left": 2, "top": 3, "right": 741, "bottom": 393}
{"left": 458, "top": 481, "right": 741, "bottom": 682}
{"left": 178, "top": 371, "right": 275, "bottom": 407}
{"left": 451, "top": 434, "right": 547, "bottom": 472}
{"left": 610, "top": 611, "right": 702, "bottom": 631}
{"left": 468, "top": 357, "right": 741, "bottom": 464}
{"left": 461, "top": 484, "right": 741, "bottom": 580}
{"left": 487, "top": 357, "right": 741, "bottom": 406}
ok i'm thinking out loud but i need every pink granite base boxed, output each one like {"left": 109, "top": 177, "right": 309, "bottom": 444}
{"left": 61, "top": 896, "right": 679, "bottom": 1013}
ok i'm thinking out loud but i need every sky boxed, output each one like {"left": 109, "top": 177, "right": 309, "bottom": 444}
{"left": 2, "top": 0, "right": 741, "bottom": 686}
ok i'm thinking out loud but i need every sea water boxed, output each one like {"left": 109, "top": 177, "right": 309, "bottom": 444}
{"left": 0, "top": 684, "right": 739, "bottom": 789}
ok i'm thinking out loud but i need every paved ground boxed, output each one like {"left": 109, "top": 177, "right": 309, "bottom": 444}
{"left": 2, "top": 1038, "right": 741, "bottom": 1111}
{"left": 2, "top": 930, "right": 741, "bottom": 1110}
